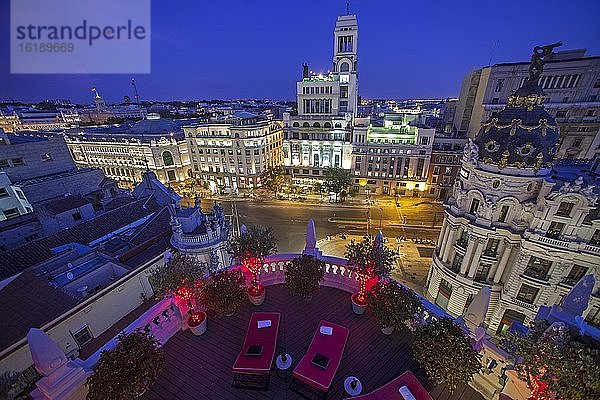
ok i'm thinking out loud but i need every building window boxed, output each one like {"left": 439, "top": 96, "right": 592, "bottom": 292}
{"left": 469, "top": 198, "right": 480, "bottom": 215}
{"left": 516, "top": 284, "right": 539, "bottom": 304}
{"left": 72, "top": 212, "right": 82, "bottom": 221}
{"left": 562, "top": 265, "right": 588, "bottom": 286}
{"left": 556, "top": 201, "right": 574, "bottom": 216}
{"left": 495, "top": 79, "right": 504, "bottom": 93}
{"left": 484, "top": 238, "right": 500, "bottom": 257}
{"left": 498, "top": 205, "right": 510, "bottom": 222}
{"left": 496, "top": 309, "right": 526, "bottom": 336}
{"left": 524, "top": 256, "right": 552, "bottom": 281}
{"left": 162, "top": 151, "right": 174, "bottom": 166}
{"left": 451, "top": 254, "right": 463, "bottom": 273}
{"left": 435, "top": 279, "right": 452, "bottom": 310}
{"left": 41, "top": 153, "right": 53, "bottom": 162}
{"left": 474, "top": 264, "right": 491, "bottom": 283}
{"left": 3, "top": 208, "right": 19, "bottom": 219}
{"left": 72, "top": 326, "right": 93, "bottom": 347}
{"left": 591, "top": 229, "right": 600, "bottom": 245}
{"left": 491, "top": 98, "right": 499, "bottom": 104}
{"left": 556, "top": 110, "right": 567, "bottom": 118}
{"left": 546, "top": 221, "right": 565, "bottom": 239}
{"left": 433, "top": 166, "right": 440, "bottom": 175}
{"left": 0, "top": 159, "right": 8, "bottom": 168}
{"left": 166, "top": 170, "right": 176, "bottom": 181}
{"left": 572, "top": 138, "right": 582, "bottom": 148}
{"left": 11, "top": 157, "right": 25, "bottom": 166}
{"left": 0, "top": 188, "right": 8, "bottom": 198}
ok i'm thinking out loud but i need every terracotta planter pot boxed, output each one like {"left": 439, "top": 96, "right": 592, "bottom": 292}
{"left": 248, "top": 286, "right": 266, "bottom": 306}
{"left": 351, "top": 293, "right": 367, "bottom": 315}
{"left": 188, "top": 311, "right": 207, "bottom": 336}
{"left": 381, "top": 325, "right": 394, "bottom": 335}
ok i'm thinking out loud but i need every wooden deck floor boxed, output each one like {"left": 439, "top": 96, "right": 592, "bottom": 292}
{"left": 142, "top": 284, "right": 485, "bottom": 400}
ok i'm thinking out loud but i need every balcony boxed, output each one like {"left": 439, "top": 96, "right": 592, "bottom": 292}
{"left": 481, "top": 249, "right": 497, "bottom": 260}
{"left": 511, "top": 297, "right": 536, "bottom": 311}
{"left": 522, "top": 268, "right": 549, "bottom": 283}
{"left": 455, "top": 239, "right": 468, "bottom": 251}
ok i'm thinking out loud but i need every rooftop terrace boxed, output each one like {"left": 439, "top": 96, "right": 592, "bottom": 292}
{"left": 141, "top": 283, "right": 483, "bottom": 400}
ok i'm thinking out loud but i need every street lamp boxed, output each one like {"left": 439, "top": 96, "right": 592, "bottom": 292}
{"left": 378, "top": 206, "right": 383, "bottom": 229}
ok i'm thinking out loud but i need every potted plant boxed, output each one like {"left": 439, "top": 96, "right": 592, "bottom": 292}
{"left": 149, "top": 253, "right": 208, "bottom": 336}
{"left": 285, "top": 255, "right": 325, "bottom": 300}
{"left": 188, "top": 310, "right": 207, "bottom": 336}
{"left": 198, "top": 269, "right": 247, "bottom": 317}
{"left": 345, "top": 233, "right": 396, "bottom": 314}
{"left": 86, "top": 329, "right": 165, "bottom": 400}
{"left": 367, "top": 280, "right": 422, "bottom": 334}
{"left": 412, "top": 318, "right": 481, "bottom": 393}
{"left": 228, "top": 225, "right": 277, "bottom": 306}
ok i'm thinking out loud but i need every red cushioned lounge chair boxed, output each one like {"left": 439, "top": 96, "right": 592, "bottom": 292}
{"left": 231, "top": 312, "right": 281, "bottom": 390}
{"left": 344, "top": 371, "right": 433, "bottom": 400}
{"left": 291, "top": 320, "right": 349, "bottom": 399}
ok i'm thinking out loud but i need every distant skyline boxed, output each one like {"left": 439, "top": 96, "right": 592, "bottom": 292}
{"left": 1, "top": 0, "right": 599, "bottom": 104}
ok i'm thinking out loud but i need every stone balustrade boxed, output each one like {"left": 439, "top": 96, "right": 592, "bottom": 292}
{"left": 77, "top": 297, "right": 186, "bottom": 372}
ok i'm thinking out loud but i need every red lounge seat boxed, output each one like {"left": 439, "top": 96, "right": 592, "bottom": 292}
{"left": 345, "top": 371, "right": 432, "bottom": 400}
{"left": 292, "top": 320, "right": 349, "bottom": 397}
{"left": 232, "top": 312, "right": 281, "bottom": 390}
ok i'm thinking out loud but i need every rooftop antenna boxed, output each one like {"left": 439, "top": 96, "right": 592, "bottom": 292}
{"left": 487, "top": 40, "right": 499, "bottom": 67}
{"left": 131, "top": 78, "right": 140, "bottom": 107}
{"left": 346, "top": 0, "right": 350, "bottom": 15}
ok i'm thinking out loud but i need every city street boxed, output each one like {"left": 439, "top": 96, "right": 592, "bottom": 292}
{"left": 198, "top": 196, "right": 444, "bottom": 293}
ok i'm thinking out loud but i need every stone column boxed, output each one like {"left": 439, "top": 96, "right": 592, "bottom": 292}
{"left": 467, "top": 238, "right": 486, "bottom": 278}
{"left": 493, "top": 244, "right": 514, "bottom": 283}
{"left": 442, "top": 227, "right": 457, "bottom": 263}
{"left": 460, "top": 236, "right": 476, "bottom": 275}
{"left": 437, "top": 222, "right": 448, "bottom": 254}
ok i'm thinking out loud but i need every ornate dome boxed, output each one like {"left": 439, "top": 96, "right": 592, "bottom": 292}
{"left": 473, "top": 43, "right": 562, "bottom": 172}
{"left": 127, "top": 114, "right": 180, "bottom": 135}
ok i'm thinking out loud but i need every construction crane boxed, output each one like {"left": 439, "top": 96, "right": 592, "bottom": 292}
{"left": 131, "top": 78, "right": 140, "bottom": 106}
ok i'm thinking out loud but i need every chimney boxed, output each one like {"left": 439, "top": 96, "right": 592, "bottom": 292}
{"left": 302, "top": 63, "right": 309, "bottom": 79}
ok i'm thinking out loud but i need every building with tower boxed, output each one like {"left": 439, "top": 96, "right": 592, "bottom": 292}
{"left": 426, "top": 44, "right": 600, "bottom": 335}
{"left": 282, "top": 14, "right": 359, "bottom": 184}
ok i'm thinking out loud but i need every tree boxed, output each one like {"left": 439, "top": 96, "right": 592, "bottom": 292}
{"left": 345, "top": 234, "right": 396, "bottom": 304}
{"left": 285, "top": 255, "right": 325, "bottom": 300}
{"left": 228, "top": 225, "right": 278, "bottom": 293}
{"left": 367, "top": 280, "right": 422, "bottom": 330}
{"left": 260, "top": 166, "right": 285, "bottom": 198}
{"left": 148, "top": 253, "right": 209, "bottom": 304}
{"left": 198, "top": 269, "right": 247, "bottom": 317}
{"left": 324, "top": 167, "right": 352, "bottom": 202}
{"left": 412, "top": 318, "right": 481, "bottom": 393}
{"left": 86, "top": 329, "right": 165, "bottom": 400}
{"left": 504, "top": 319, "right": 600, "bottom": 400}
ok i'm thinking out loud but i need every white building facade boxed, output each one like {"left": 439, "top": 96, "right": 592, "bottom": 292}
{"left": 183, "top": 112, "right": 283, "bottom": 192}
{"left": 427, "top": 55, "right": 600, "bottom": 335}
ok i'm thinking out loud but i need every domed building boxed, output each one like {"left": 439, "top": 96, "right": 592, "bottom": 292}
{"left": 65, "top": 113, "right": 192, "bottom": 188}
{"left": 426, "top": 45, "right": 600, "bottom": 335}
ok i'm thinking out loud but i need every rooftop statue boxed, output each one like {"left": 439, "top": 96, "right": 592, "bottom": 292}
{"left": 527, "top": 41, "right": 562, "bottom": 83}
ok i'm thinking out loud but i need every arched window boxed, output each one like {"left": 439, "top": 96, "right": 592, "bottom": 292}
{"left": 335, "top": 123, "right": 342, "bottom": 128}
{"left": 162, "top": 151, "right": 174, "bottom": 166}
{"left": 340, "top": 62, "right": 350, "bottom": 72}
{"left": 303, "top": 122, "right": 310, "bottom": 128}
{"left": 313, "top": 122, "right": 321, "bottom": 128}
{"left": 324, "top": 122, "right": 332, "bottom": 128}
{"left": 293, "top": 122, "right": 299, "bottom": 127}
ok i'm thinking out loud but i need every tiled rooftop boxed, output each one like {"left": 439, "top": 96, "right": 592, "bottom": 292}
{"left": 0, "top": 197, "right": 161, "bottom": 279}
{"left": 142, "top": 284, "right": 484, "bottom": 400}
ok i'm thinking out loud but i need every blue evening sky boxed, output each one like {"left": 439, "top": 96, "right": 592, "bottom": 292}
{"left": 1, "top": 0, "right": 599, "bottom": 103}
